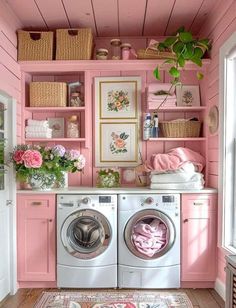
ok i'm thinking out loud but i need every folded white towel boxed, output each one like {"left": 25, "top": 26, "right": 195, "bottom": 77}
{"left": 150, "top": 172, "right": 204, "bottom": 184}
{"left": 148, "top": 94, "right": 176, "bottom": 101}
{"left": 25, "top": 131, "right": 52, "bottom": 138}
{"left": 27, "top": 119, "right": 49, "bottom": 128}
{"left": 150, "top": 181, "right": 204, "bottom": 190}
{"left": 25, "top": 126, "right": 51, "bottom": 133}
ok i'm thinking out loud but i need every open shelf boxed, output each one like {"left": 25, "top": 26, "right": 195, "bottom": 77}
{"left": 148, "top": 137, "right": 206, "bottom": 141}
{"left": 19, "top": 59, "right": 211, "bottom": 73}
{"left": 148, "top": 106, "right": 207, "bottom": 112}
{"left": 25, "top": 138, "right": 86, "bottom": 142}
{"left": 25, "top": 107, "right": 85, "bottom": 112}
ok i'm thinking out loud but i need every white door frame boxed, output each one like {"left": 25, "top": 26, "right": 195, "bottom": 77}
{"left": 0, "top": 90, "right": 17, "bottom": 296}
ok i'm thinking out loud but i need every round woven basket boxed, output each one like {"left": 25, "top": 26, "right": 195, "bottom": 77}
{"left": 137, "top": 49, "right": 176, "bottom": 59}
{"left": 159, "top": 121, "right": 201, "bottom": 138}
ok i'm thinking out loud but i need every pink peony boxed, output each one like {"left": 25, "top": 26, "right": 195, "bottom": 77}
{"left": 13, "top": 150, "right": 24, "bottom": 164}
{"left": 22, "top": 150, "right": 42, "bottom": 168}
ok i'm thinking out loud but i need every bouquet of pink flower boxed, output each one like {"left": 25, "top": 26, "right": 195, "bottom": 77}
{"left": 11, "top": 144, "right": 85, "bottom": 185}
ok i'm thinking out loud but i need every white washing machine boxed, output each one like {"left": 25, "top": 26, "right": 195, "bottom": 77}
{"left": 118, "top": 194, "right": 180, "bottom": 289}
{"left": 57, "top": 194, "right": 117, "bottom": 288}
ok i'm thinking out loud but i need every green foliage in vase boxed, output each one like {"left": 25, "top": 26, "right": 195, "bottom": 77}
{"left": 153, "top": 26, "right": 211, "bottom": 84}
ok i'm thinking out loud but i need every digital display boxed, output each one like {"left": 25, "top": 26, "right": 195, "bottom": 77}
{"left": 99, "top": 196, "right": 111, "bottom": 203}
{"left": 162, "top": 196, "right": 175, "bottom": 203}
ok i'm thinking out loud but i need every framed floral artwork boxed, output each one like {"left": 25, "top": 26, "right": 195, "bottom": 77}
{"left": 95, "top": 76, "right": 141, "bottom": 119}
{"left": 176, "top": 85, "right": 200, "bottom": 107}
{"left": 95, "top": 122, "right": 140, "bottom": 167}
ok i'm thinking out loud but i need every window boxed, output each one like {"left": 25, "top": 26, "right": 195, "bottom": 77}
{"left": 219, "top": 32, "right": 236, "bottom": 253}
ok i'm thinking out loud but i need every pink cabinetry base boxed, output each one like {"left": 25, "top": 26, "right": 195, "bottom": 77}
{"left": 17, "top": 194, "right": 56, "bottom": 283}
{"left": 181, "top": 194, "right": 217, "bottom": 282}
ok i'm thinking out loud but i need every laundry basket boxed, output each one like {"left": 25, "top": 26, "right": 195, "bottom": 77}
{"left": 17, "top": 30, "right": 54, "bottom": 61}
{"left": 56, "top": 28, "right": 93, "bottom": 60}
{"left": 159, "top": 121, "right": 201, "bottom": 138}
{"left": 29, "top": 82, "right": 67, "bottom": 107}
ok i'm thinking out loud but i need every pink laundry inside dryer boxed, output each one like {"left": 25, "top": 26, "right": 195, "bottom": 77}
{"left": 131, "top": 218, "right": 168, "bottom": 257}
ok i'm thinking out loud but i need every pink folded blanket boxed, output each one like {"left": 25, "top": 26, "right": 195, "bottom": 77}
{"left": 150, "top": 147, "right": 205, "bottom": 173}
{"left": 132, "top": 219, "right": 167, "bottom": 257}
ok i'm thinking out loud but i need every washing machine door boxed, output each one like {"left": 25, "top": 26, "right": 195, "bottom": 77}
{"left": 124, "top": 209, "right": 175, "bottom": 260}
{"left": 61, "top": 209, "right": 112, "bottom": 259}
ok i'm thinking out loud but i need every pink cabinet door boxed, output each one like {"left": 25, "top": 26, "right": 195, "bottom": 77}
{"left": 181, "top": 194, "right": 217, "bottom": 281}
{"left": 17, "top": 194, "right": 56, "bottom": 282}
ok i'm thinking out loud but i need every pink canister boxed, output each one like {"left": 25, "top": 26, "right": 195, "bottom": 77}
{"left": 121, "top": 43, "right": 132, "bottom": 60}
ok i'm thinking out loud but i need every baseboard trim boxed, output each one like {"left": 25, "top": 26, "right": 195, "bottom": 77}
{"left": 214, "top": 278, "right": 225, "bottom": 301}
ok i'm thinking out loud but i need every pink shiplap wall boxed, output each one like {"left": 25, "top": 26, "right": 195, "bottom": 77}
{"left": 200, "top": 0, "right": 236, "bottom": 285}
{"left": 0, "top": 1, "right": 22, "bottom": 143}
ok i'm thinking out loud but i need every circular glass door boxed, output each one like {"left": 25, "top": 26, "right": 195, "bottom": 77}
{"left": 124, "top": 209, "right": 175, "bottom": 260}
{"left": 61, "top": 209, "right": 112, "bottom": 259}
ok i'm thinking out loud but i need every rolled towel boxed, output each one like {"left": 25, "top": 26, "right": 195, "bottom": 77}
{"left": 27, "top": 119, "right": 49, "bottom": 128}
{"left": 25, "top": 126, "right": 51, "bottom": 133}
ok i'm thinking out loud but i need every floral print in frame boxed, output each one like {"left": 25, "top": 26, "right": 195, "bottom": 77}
{"left": 96, "top": 122, "right": 139, "bottom": 167}
{"left": 95, "top": 76, "right": 141, "bottom": 119}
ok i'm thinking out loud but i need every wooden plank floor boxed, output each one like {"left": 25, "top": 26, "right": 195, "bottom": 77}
{"left": 0, "top": 288, "right": 225, "bottom": 308}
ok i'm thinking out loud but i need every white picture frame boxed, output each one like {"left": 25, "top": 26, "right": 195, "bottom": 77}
{"left": 176, "top": 85, "right": 201, "bottom": 107}
{"left": 95, "top": 122, "right": 140, "bottom": 167}
{"left": 48, "top": 118, "right": 64, "bottom": 138}
{"left": 95, "top": 76, "right": 141, "bottom": 119}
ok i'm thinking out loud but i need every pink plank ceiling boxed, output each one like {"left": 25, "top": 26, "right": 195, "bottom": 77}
{"left": 62, "top": 0, "right": 97, "bottom": 34}
{"left": 189, "top": 0, "right": 220, "bottom": 35}
{"left": 35, "top": 0, "right": 70, "bottom": 28}
{"left": 165, "top": 0, "right": 204, "bottom": 35}
{"left": 118, "top": 0, "right": 146, "bottom": 36}
{"left": 143, "top": 0, "right": 175, "bottom": 36}
{"left": 92, "top": 0, "right": 119, "bottom": 37}
{"left": 6, "top": 0, "right": 47, "bottom": 29}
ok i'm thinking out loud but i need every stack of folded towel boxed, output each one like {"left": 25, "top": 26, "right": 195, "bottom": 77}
{"left": 147, "top": 83, "right": 176, "bottom": 108}
{"left": 150, "top": 165, "right": 205, "bottom": 190}
{"left": 25, "top": 119, "right": 52, "bottom": 139}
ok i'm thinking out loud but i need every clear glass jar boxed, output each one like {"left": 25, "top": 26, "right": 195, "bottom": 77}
{"left": 96, "top": 48, "right": 108, "bottom": 60}
{"left": 67, "top": 115, "right": 79, "bottom": 138}
{"left": 121, "top": 43, "right": 131, "bottom": 60}
{"left": 110, "top": 39, "right": 122, "bottom": 59}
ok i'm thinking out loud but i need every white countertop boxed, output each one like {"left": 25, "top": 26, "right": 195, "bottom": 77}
{"left": 17, "top": 186, "right": 217, "bottom": 194}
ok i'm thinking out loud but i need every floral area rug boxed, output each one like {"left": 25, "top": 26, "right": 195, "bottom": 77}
{"left": 34, "top": 291, "right": 193, "bottom": 308}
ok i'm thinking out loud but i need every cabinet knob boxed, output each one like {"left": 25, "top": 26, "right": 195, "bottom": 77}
{"left": 183, "top": 219, "right": 188, "bottom": 223}
{"left": 48, "top": 219, "right": 53, "bottom": 222}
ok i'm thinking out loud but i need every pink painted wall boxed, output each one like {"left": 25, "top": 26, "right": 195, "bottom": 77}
{"left": 0, "top": 1, "right": 22, "bottom": 143}
{"left": 200, "top": 0, "right": 236, "bottom": 285}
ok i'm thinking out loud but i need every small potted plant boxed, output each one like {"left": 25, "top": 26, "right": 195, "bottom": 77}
{"left": 97, "top": 169, "right": 120, "bottom": 188}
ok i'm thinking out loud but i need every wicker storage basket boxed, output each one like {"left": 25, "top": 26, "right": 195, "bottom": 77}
{"left": 56, "top": 28, "right": 93, "bottom": 60}
{"left": 17, "top": 30, "right": 53, "bottom": 61}
{"left": 159, "top": 121, "right": 201, "bottom": 138}
{"left": 29, "top": 82, "right": 67, "bottom": 107}
{"left": 137, "top": 49, "right": 176, "bottom": 60}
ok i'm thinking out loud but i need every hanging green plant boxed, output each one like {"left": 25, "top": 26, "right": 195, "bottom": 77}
{"left": 153, "top": 26, "right": 211, "bottom": 84}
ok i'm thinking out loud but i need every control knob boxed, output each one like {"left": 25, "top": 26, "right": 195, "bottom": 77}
{"left": 82, "top": 197, "right": 91, "bottom": 204}
{"left": 145, "top": 197, "right": 154, "bottom": 205}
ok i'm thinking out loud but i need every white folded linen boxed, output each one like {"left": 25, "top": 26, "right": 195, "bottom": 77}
{"left": 25, "top": 126, "right": 51, "bottom": 133}
{"left": 25, "top": 132, "right": 52, "bottom": 138}
{"left": 27, "top": 119, "right": 49, "bottom": 128}
{"left": 150, "top": 181, "right": 204, "bottom": 190}
{"left": 150, "top": 172, "right": 204, "bottom": 184}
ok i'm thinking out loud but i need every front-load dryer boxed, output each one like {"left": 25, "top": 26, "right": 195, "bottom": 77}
{"left": 57, "top": 194, "right": 117, "bottom": 288}
{"left": 118, "top": 194, "right": 180, "bottom": 288}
